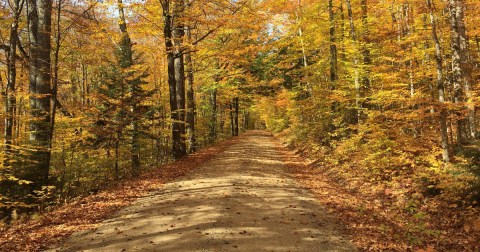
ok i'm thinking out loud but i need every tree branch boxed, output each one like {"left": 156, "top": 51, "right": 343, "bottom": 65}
{"left": 50, "top": 95, "right": 74, "bottom": 118}
{"left": 0, "top": 44, "right": 10, "bottom": 51}
{"left": 16, "top": 39, "right": 28, "bottom": 59}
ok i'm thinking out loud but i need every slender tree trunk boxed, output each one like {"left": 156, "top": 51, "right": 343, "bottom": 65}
{"left": 229, "top": 102, "right": 234, "bottom": 136}
{"left": 185, "top": 24, "right": 196, "bottom": 153}
{"left": 4, "top": 0, "right": 23, "bottom": 167}
{"left": 339, "top": 1, "right": 346, "bottom": 61}
{"left": 173, "top": 0, "right": 186, "bottom": 157}
{"left": 295, "top": 0, "right": 311, "bottom": 95}
{"left": 27, "top": 0, "right": 53, "bottom": 189}
{"left": 410, "top": 61, "right": 415, "bottom": 98}
{"left": 16, "top": 97, "right": 23, "bottom": 140}
{"left": 234, "top": 97, "right": 239, "bottom": 136}
{"left": 115, "top": 134, "right": 120, "bottom": 179}
{"left": 361, "top": 0, "right": 371, "bottom": 89}
{"left": 161, "top": 1, "right": 182, "bottom": 159}
{"left": 346, "top": 0, "right": 361, "bottom": 123}
{"left": 476, "top": 35, "right": 480, "bottom": 55}
{"left": 428, "top": 0, "right": 449, "bottom": 162}
{"left": 329, "top": 0, "right": 337, "bottom": 86}
{"left": 81, "top": 63, "right": 86, "bottom": 106}
{"left": 219, "top": 106, "right": 225, "bottom": 133}
{"left": 209, "top": 89, "right": 217, "bottom": 143}
{"left": 328, "top": 0, "right": 338, "bottom": 117}
{"left": 50, "top": 0, "right": 61, "bottom": 154}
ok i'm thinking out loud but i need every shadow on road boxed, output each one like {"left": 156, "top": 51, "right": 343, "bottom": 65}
{"left": 49, "top": 131, "right": 356, "bottom": 252}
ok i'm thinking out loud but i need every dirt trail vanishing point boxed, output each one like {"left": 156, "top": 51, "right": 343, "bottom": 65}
{"left": 47, "top": 131, "right": 356, "bottom": 252}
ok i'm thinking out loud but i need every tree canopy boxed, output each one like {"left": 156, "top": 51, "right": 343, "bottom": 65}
{"left": 0, "top": 0, "right": 479, "bottom": 249}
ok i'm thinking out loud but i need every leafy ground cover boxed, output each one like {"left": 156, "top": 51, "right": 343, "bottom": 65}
{"left": 0, "top": 137, "right": 238, "bottom": 252}
{"left": 275, "top": 135, "right": 480, "bottom": 251}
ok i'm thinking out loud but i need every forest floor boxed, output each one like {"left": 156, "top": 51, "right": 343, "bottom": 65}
{"left": 44, "top": 131, "right": 355, "bottom": 251}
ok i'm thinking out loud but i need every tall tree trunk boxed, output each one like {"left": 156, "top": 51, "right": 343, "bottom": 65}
{"left": 117, "top": 0, "right": 140, "bottom": 173}
{"left": 329, "top": 0, "right": 338, "bottom": 116}
{"left": 50, "top": 0, "right": 61, "bottom": 156}
{"left": 361, "top": 0, "right": 371, "bottom": 89}
{"left": 4, "top": 0, "right": 23, "bottom": 167}
{"left": 456, "top": 0, "right": 474, "bottom": 139}
{"left": 476, "top": 35, "right": 480, "bottom": 56}
{"left": 219, "top": 106, "right": 225, "bottom": 133}
{"left": 234, "top": 97, "right": 239, "bottom": 136}
{"left": 229, "top": 102, "right": 234, "bottom": 136}
{"left": 458, "top": 2, "right": 475, "bottom": 140}
{"left": 295, "top": 0, "right": 311, "bottom": 95}
{"left": 428, "top": 0, "right": 450, "bottom": 162}
{"left": 346, "top": 0, "right": 361, "bottom": 123}
{"left": 115, "top": 134, "right": 120, "bottom": 179}
{"left": 449, "top": 0, "right": 473, "bottom": 142}
{"left": 209, "top": 89, "right": 217, "bottom": 143}
{"left": 27, "top": 0, "right": 53, "bottom": 190}
{"left": 173, "top": 0, "right": 186, "bottom": 157}
{"left": 81, "top": 63, "right": 86, "bottom": 106}
{"left": 244, "top": 110, "right": 249, "bottom": 130}
{"left": 185, "top": 24, "right": 196, "bottom": 153}
{"left": 329, "top": 0, "right": 337, "bottom": 86}
{"left": 161, "top": 0, "right": 182, "bottom": 159}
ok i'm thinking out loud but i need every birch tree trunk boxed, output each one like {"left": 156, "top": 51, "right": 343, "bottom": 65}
{"left": 295, "top": 0, "right": 311, "bottom": 95}
{"left": 428, "top": 0, "right": 450, "bottom": 162}
{"left": 346, "top": 0, "right": 361, "bottom": 123}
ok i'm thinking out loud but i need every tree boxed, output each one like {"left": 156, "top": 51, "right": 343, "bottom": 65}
{"left": 4, "top": 0, "right": 23, "bottom": 163}
{"left": 27, "top": 0, "right": 53, "bottom": 192}
{"left": 161, "top": 0, "right": 187, "bottom": 159}
{"left": 427, "top": 0, "right": 449, "bottom": 162}
{"left": 185, "top": 17, "right": 196, "bottom": 152}
{"left": 2, "top": 0, "right": 24, "bottom": 169}
{"left": 233, "top": 97, "right": 239, "bottom": 136}
{"left": 346, "top": 0, "right": 361, "bottom": 123}
{"left": 173, "top": 0, "right": 187, "bottom": 156}
{"left": 448, "top": 0, "right": 475, "bottom": 141}
{"left": 329, "top": 0, "right": 337, "bottom": 88}
{"left": 117, "top": 0, "right": 140, "bottom": 173}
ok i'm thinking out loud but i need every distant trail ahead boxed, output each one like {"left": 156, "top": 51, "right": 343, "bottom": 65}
{"left": 49, "top": 131, "right": 355, "bottom": 252}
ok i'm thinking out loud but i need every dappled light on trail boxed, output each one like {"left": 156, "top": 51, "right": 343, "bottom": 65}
{"left": 48, "top": 131, "right": 355, "bottom": 251}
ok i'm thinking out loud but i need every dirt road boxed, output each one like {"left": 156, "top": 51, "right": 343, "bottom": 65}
{"left": 48, "top": 131, "right": 355, "bottom": 252}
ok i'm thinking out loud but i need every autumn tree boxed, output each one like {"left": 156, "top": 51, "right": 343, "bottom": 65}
{"left": 159, "top": 0, "right": 186, "bottom": 159}
{"left": 2, "top": 0, "right": 23, "bottom": 168}
{"left": 26, "top": 0, "right": 54, "bottom": 193}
